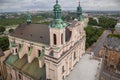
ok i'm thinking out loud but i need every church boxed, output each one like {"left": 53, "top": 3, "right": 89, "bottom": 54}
{"left": 4, "top": 0, "right": 86, "bottom": 80}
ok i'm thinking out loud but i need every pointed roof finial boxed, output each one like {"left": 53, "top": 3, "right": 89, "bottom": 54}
{"left": 79, "top": 0, "right": 80, "bottom": 6}
{"left": 56, "top": 0, "right": 58, "bottom": 4}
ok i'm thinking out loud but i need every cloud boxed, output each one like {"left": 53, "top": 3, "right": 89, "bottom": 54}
{"left": 0, "top": 0, "right": 120, "bottom": 12}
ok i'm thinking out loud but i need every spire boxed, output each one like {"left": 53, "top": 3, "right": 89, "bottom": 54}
{"left": 53, "top": 0, "right": 62, "bottom": 20}
{"left": 56, "top": 0, "right": 58, "bottom": 4}
{"left": 26, "top": 11, "right": 31, "bottom": 24}
{"left": 79, "top": 0, "right": 80, "bottom": 7}
{"left": 77, "top": 0, "right": 83, "bottom": 21}
{"left": 49, "top": 0, "right": 67, "bottom": 29}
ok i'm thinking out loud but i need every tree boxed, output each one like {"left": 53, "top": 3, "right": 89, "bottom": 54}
{"left": 0, "top": 26, "right": 6, "bottom": 34}
{"left": 85, "top": 26, "right": 104, "bottom": 49}
{"left": 88, "top": 18, "right": 98, "bottom": 26}
{"left": 9, "top": 29, "right": 14, "bottom": 33}
{"left": 0, "top": 36, "right": 9, "bottom": 51}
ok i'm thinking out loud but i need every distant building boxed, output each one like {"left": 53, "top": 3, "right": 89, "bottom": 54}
{"left": 4, "top": 0, "right": 86, "bottom": 80}
{"left": 115, "top": 23, "right": 120, "bottom": 33}
{"left": 99, "top": 37, "right": 120, "bottom": 72}
{"left": 93, "top": 17, "right": 99, "bottom": 24}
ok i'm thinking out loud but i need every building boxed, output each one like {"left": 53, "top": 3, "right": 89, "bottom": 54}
{"left": 0, "top": 48, "right": 4, "bottom": 80}
{"left": 115, "top": 23, "right": 120, "bottom": 33}
{"left": 0, "top": 49, "right": 11, "bottom": 80}
{"left": 4, "top": 0, "right": 86, "bottom": 80}
{"left": 99, "top": 37, "right": 120, "bottom": 72}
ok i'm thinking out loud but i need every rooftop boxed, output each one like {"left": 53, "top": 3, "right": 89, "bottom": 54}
{"left": 10, "top": 23, "right": 71, "bottom": 45}
{"left": 5, "top": 54, "right": 46, "bottom": 80}
{"left": 65, "top": 54, "right": 101, "bottom": 80}
{"left": 105, "top": 37, "right": 120, "bottom": 51}
{"left": 10, "top": 23, "right": 50, "bottom": 45}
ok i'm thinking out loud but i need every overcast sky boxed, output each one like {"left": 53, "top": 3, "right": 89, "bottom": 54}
{"left": 0, "top": 0, "right": 120, "bottom": 12}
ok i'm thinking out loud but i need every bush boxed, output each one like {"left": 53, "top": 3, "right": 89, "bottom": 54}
{"left": 0, "top": 36, "right": 9, "bottom": 51}
{"left": 108, "top": 34, "right": 120, "bottom": 39}
{"left": 88, "top": 17, "right": 117, "bottom": 29}
{"left": 85, "top": 26, "right": 104, "bottom": 49}
{"left": 9, "top": 29, "right": 14, "bottom": 33}
{"left": 0, "top": 26, "right": 6, "bottom": 34}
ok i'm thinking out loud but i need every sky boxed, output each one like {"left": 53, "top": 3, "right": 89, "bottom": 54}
{"left": 0, "top": 0, "right": 120, "bottom": 12}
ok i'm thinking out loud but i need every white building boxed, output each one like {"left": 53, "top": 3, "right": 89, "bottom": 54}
{"left": 115, "top": 23, "right": 120, "bottom": 33}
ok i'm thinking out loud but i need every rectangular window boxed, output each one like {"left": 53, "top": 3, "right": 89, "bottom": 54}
{"left": 62, "top": 66, "right": 65, "bottom": 73}
{"left": 74, "top": 52, "right": 76, "bottom": 60}
{"left": 18, "top": 74, "right": 21, "bottom": 79}
{"left": 19, "top": 44, "right": 21, "bottom": 49}
{"left": 28, "top": 47, "right": 30, "bottom": 52}
{"left": 15, "top": 49, "right": 17, "bottom": 53}
{"left": 38, "top": 50, "right": 41, "bottom": 57}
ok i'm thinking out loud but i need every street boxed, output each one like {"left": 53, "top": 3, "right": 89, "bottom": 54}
{"left": 87, "top": 30, "right": 120, "bottom": 80}
{"left": 89, "top": 30, "right": 111, "bottom": 56}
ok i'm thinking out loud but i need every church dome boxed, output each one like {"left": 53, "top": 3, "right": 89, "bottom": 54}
{"left": 54, "top": 3, "right": 61, "bottom": 11}
{"left": 54, "top": 4, "right": 61, "bottom": 9}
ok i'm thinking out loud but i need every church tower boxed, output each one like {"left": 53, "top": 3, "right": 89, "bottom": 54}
{"left": 77, "top": 1, "right": 83, "bottom": 21}
{"left": 45, "top": 1, "right": 86, "bottom": 80}
{"left": 49, "top": 0, "right": 67, "bottom": 47}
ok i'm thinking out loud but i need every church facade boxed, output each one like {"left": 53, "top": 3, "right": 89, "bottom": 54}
{"left": 5, "top": 0, "right": 86, "bottom": 80}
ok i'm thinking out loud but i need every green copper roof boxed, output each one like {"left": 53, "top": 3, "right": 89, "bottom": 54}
{"left": 49, "top": 19, "right": 67, "bottom": 28}
{"left": 13, "top": 54, "right": 28, "bottom": 70}
{"left": 6, "top": 54, "right": 45, "bottom": 80}
{"left": 54, "top": 0, "right": 60, "bottom": 10}
{"left": 22, "top": 58, "right": 46, "bottom": 80}
{"left": 26, "top": 13, "right": 31, "bottom": 23}
{"left": 5, "top": 54, "right": 19, "bottom": 66}
{"left": 77, "top": 1, "right": 83, "bottom": 21}
{"left": 53, "top": 0, "right": 62, "bottom": 19}
{"left": 10, "top": 42, "right": 17, "bottom": 47}
{"left": 49, "top": 0, "right": 67, "bottom": 29}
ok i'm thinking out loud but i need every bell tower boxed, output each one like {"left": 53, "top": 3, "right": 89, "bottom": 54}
{"left": 49, "top": 0, "right": 67, "bottom": 47}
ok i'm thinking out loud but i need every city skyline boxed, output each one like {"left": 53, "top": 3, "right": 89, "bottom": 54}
{"left": 0, "top": 0, "right": 120, "bottom": 12}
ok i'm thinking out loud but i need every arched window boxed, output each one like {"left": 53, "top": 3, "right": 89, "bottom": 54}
{"left": 38, "top": 50, "right": 41, "bottom": 57}
{"left": 10, "top": 73, "right": 12, "bottom": 79}
{"left": 19, "top": 44, "right": 21, "bottom": 49}
{"left": 15, "top": 49, "right": 17, "bottom": 53}
{"left": 53, "top": 34, "right": 57, "bottom": 45}
{"left": 18, "top": 74, "right": 21, "bottom": 79}
{"left": 61, "top": 33, "right": 63, "bottom": 44}
{"left": 74, "top": 52, "right": 76, "bottom": 60}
